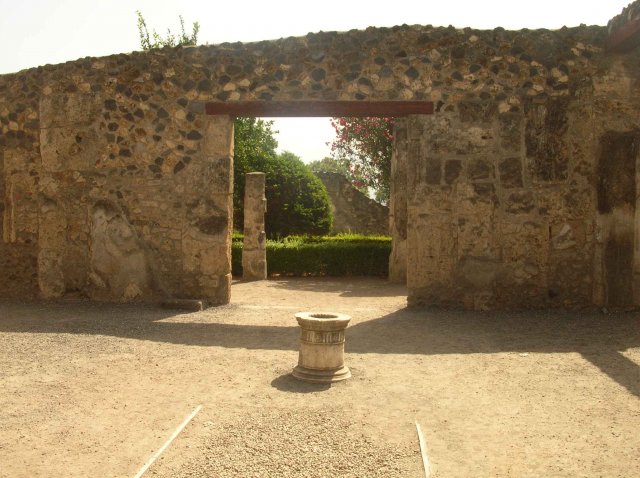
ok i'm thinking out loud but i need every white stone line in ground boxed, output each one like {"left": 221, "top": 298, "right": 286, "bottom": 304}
{"left": 415, "top": 420, "right": 431, "bottom": 478}
{"left": 133, "top": 405, "right": 203, "bottom": 478}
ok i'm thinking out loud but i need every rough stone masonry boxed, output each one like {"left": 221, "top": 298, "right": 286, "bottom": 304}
{"left": 2, "top": 3, "right": 640, "bottom": 309}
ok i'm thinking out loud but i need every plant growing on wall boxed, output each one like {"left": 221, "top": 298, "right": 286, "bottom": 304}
{"left": 136, "top": 11, "right": 200, "bottom": 50}
{"left": 135, "top": 16, "right": 331, "bottom": 238}
{"left": 329, "top": 117, "right": 394, "bottom": 204}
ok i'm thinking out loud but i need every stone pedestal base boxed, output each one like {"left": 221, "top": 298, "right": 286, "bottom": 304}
{"left": 292, "top": 312, "right": 351, "bottom": 384}
{"left": 292, "top": 364, "right": 351, "bottom": 383}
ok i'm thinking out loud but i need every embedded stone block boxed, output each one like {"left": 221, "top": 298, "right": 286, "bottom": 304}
{"left": 426, "top": 115, "right": 495, "bottom": 156}
{"left": 204, "top": 115, "right": 234, "bottom": 158}
{"left": 467, "top": 157, "right": 494, "bottom": 181}
{"left": 505, "top": 191, "right": 536, "bottom": 214}
{"left": 3, "top": 169, "right": 38, "bottom": 244}
{"left": 40, "top": 126, "right": 102, "bottom": 172}
{"left": 498, "top": 157, "right": 524, "bottom": 188}
{"left": 444, "top": 160, "right": 462, "bottom": 185}
{"left": 456, "top": 216, "right": 498, "bottom": 259}
{"left": 185, "top": 194, "right": 231, "bottom": 239}
{"left": 182, "top": 231, "right": 229, "bottom": 275}
{"left": 407, "top": 213, "right": 456, "bottom": 292}
{"left": 525, "top": 98, "right": 570, "bottom": 182}
{"left": 40, "top": 92, "right": 103, "bottom": 128}
{"left": 458, "top": 101, "right": 497, "bottom": 123}
{"left": 498, "top": 114, "right": 523, "bottom": 154}
{"left": 37, "top": 248, "right": 65, "bottom": 299}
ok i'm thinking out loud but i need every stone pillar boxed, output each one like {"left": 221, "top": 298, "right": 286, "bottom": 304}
{"left": 389, "top": 118, "right": 408, "bottom": 283}
{"left": 184, "top": 114, "right": 234, "bottom": 305}
{"left": 405, "top": 114, "right": 456, "bottom": 308}
{"left": 242, "top": 172, "right": 267, "bottom": 280}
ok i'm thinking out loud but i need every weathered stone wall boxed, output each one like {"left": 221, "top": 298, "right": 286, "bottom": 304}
{"left": 606, "top": 1, "right": 640, "bottom": 52}
{"left": 609, "top": 2, "right": 640, "bottom": 35}
{"left": 0, "top": 58, "right": 234, "bottom": 303}
{"left": 388, "top": 118, "right": 408, "bottom": 283}
{"left": 400, "top": 46, "right": 640, "bottom": 309}
{"left": 316, "top": 172, "right": 388, "bottom": 235}
{"left": 1, "top": 16, "right": 640, "bottom": 308}
{"left": 1, "top": 80, "right": 40, "bottom": 298}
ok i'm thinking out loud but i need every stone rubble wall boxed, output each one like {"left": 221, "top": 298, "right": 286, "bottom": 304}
{"left": 400, "top": 45, "right": 640, "bottom": 309}
{"left": 316, "top": 172, "right": 388, "bottom": 236}
{"left": 0, "top": 56, "right": 235, "bottom": 303}
{"left": 1, "top": 22, "right": 639, "bottom": 308}
{"left": 608, "top": 1, "right": 640, "bottom": 35}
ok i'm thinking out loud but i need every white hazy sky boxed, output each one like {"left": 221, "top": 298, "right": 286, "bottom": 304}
{"left": 0, "top": 0, "right": 629, "bottom": 162}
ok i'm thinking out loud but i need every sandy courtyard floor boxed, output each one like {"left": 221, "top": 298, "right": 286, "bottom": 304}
{"left": 0, "top": 278, "right": 639, "bottom": 477}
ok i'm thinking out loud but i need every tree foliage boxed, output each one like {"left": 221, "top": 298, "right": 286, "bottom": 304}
{"left": 234, "top": 119, "right": 332, "bottom": 238}
{"left": 329, "top": 117, "right": 394, "bottom": 203}
{"left": 233, "top": 118, "right": 278, "bottom": 231}
{"left": 267, "top": 151, "right": 332, "bottom": 238}
{"left": 308, "top": 156, "right": 350, "bottom": 177}
{"left": 136, "top": 11, "right": 200, "bottom": 50}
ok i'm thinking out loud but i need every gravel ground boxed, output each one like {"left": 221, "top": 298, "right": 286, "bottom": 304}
{"left": 1, "top": 277, "right": 639, "bottom": 477}
{"left": 151, "top": 407, "right": 418, "bottom": 478}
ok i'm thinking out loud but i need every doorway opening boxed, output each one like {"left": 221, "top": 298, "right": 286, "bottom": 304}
{"left": 207, "top": 100, "right": 433, "bottom": 295}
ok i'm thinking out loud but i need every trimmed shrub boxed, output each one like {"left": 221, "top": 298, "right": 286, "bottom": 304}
{"left": 231, "top": 232, "right": 244, "bottom": 275}
{"left": 232, "top": 234, "right": 391, "bottom": 277}
{"left": 233, "top": 118, "right": 278, "bottom": 231}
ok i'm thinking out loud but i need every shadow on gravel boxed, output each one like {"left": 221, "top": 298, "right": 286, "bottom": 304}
{"left": 270, "top": 373, "right": 331, "bottom": 393}
{"left": 346, "top": 308, "right": 640, "bottom": 398}
{"left": 0, "top": 299, "right": 639, "bottom": 397}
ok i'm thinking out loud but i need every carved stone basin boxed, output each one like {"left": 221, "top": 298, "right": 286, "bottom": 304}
{"left": 292, "top": 312, "right": 351, "bottom": 383}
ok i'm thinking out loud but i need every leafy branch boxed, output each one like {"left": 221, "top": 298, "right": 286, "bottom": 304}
{"left": 136, "top": 11, "right": 200, "bottom": 50}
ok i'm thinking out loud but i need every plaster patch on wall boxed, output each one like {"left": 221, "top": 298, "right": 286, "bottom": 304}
{"left": 88, "top": 201, "right": 160, "bottom": 301}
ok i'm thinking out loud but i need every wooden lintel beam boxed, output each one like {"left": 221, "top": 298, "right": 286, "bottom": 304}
{"left": 607, "top": 17, "right": 640, "bottom": 53}
{"left": 205, "top": 100, "right": 434, "bottom": 117}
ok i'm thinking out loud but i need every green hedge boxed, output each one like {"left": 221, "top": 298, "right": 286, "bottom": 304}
{"left": 231, "top": 234, "right": 391, "bottom": 277}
